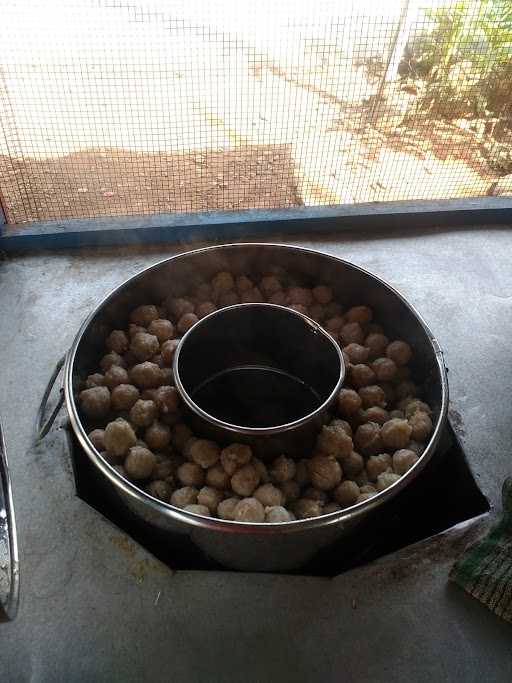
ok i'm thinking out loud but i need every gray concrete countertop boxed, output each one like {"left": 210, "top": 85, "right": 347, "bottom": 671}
{"left": 1, "top": 225, "right": 511, "bottom": 681}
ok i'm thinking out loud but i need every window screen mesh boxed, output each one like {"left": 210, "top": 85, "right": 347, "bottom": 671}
{"left": 1, "top": 0, "right": 511, "bottom": 224}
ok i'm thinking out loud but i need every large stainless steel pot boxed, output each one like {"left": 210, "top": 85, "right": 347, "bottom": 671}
{"left": 48, "top": 244, "right": 448, "bottom": 572}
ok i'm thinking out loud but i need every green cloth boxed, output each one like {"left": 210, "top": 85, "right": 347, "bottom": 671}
{"left": 450, "top": 478, "right": 512, "bottom": 623}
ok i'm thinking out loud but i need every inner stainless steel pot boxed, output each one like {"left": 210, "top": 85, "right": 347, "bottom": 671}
{"left": 173, "top": 303, "right": 344, "bottom": 458}
{"left": 64, "top": 243, "right": 448, "bottom": 572}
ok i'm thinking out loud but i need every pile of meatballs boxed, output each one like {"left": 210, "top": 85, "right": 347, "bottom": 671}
{"left": 79, "top": 269, "right": 434, "bottom": 523}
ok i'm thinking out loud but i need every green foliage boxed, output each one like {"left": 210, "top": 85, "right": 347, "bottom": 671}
{"left": 414, "top": 0, "right": 512, "bottom": 118}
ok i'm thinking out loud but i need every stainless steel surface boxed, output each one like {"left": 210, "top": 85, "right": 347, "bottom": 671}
{"left": 173, "top": 302, "right": 344, "bottom": 458}
{"left": 0, "top": 419, "right": 19, "bottom": 622}
{"left": 36, "top": 354, "right": 66, "bottom": 441}
{"left": 60, "top": 243, "right": 448, "bottom": 571}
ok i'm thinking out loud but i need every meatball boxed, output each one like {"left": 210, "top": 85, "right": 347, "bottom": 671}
{"left": 240, "top": 288, "right": 263, "bottom": 304}
{"left": 404, "top": 400, "right": 432, "bottom": 419}
{"left": 358, "top": 385, "right": 387, "bottom": 409}
{"left": 324, "top": 503, "right": 342, "bottom": 514}
{"left": 145, "top": 421, "right": 172, "bottom": 451}
{"left": 302, "top": 487, "right": 328, "bottom": 504}
{"left": 265, "top": 506, "right": 293, "bottom": 523}
{"left": 350, "top": 364, "right": 377, "bottom": 388}
{"left": 333, "top": 480, "right": 360, "bottom": 507}
{"left": 103, "top": 365, "right": 129, "bottom": 390}
{"left": 292, "top": 499, "right": 323, "bottom": 520}
{"left": 171, "top": 486, "right": 198, "bottom": 508}
{"left": 312, "top": 285, "right": 333, "bottom": 305}
{"left": 218, "top": 291, "right": 240, "bottom": 307}
{"left": 260, "top": 275, "right": 282, "bottom": 296}
{"left": 110, "top": 384, "right": 139, "bottom": 412}
{"left": 354, "top": 422, "right": 382, "bottom": 455}
{"left": 88, "top": 429, "right": 105, "bottom": 451}
{"left": 289, "top": 303, "right": 308, "bottom": 315}
{"left": 280, "top": 480, "right": 300, "bottom": 504}
{"left": 308, "top": 455, "right": 342, "bottom": 491}
{"left": 341, "top": 451, "right": 364, "bottom": 477}
{"left": 184, "top": 504, "right": 211, "bottom": 517}
{"left": 365, "top": 333, "right": 389, "bottom": 358}
{"left": 395, "top": 380, "right": 418, "bottom": 400}
{"left": 196, "top": 301, "right": 217, "bottom": 319}
{"left": 380, "top": 418, "right": 412, "bottom": 449}
{"left": 376, "top": 472, "right": 401, "bottom": 492}
{"left": 386, "top": 340, "right": 413, "bottom": 366}
{"left": 189, "top": 440, "right": 220, "bottom": 469}
{"left": 253, "top": 483, "right": 284, "bottom": 508}
{"left": 79, "top": 386, "right": 111, "bottom": 418}
{"left": 233, "top": 497, "right": 265, "bottom": 522}
{"left": 100, "top": 352, "right": 126, "bottom": 373}
{"left": 288, "top": 287, "right": 313, "bottom": 307}
{"left": 145, "top": 480, "right": 172, "bottom": 502}
{"left": 212, "top": 271, "right": 235, "bottom": 295}
{"left": 308, "top": 304, "right": 325, "bottom": 322}
{"left": 269, "top": 455, "right": 296, "bottom": 483}
{"left": 316, "top": 423, "right": 353, "bottom": 459}
{"left": 194, "top": 282, "right": 213, "bottom": 302}
{"left": 161, "top": 339, "right": 180, "bottom": 366}
{"left": 393, "top": 449, "right": 419, "bottom": 475}
{"left": 231, "top": 464, "right": 261, "bottom": 497}
{"left": 206, "top": 464, "right": 230, "bottom": 489}
{"left": 106, "top": 330, "right": 129, "bottom": 355}
{"left": 124, "top": 445, "right": 155, "bottom": 479}
{"left": 153, "top": 455, "right": 176, "bottom": 481}
{"left": 389, "top": 409, "right": 404, "bottom": 420}
{"left": 177, "top": 462, "right": 205, "bottom": 487}
{"left": 325, "top": 316, "right": 345, "bottom": 334}
{"left": 236, "top": 275, "right": 253, "bottom": 294}
{"left": 268, "top": 290, "right": 288, "bottom": 306}
{"left": 129, "top": 399, "right": 158, "bottom": 427}
{"left": 360, "top": 407, "right": 389, "bottom": 425}
{"left": 346, "top": 305, "right": 373, "bottom": 324}
{"left": 343, "top": 343, "right": 370, "bottom": 364}
{"left": 341, "top": 322, "right": 365, "bottom": 345}
{"left": 130, "top": 305, "right": 159, "bottom": 327}
{"left": 252, "top": 458, "right": 270, "bottom": 484}
{"left": 177, "top": 313, "right": 199, "bottom": 334}
{"left": 147, "top": 318, "right": 174, "bottom": 343}
{"left": 104, "top": 419, "right": 137, "bottom": 458}
{"left": 366, "top": 454, "right": 392, "bottom": 482}
{"left": 408, "top": 440, "right": 426, "bottom": 456}
{"left": 197, "top": 486, "right": 224, "bottom": 513}
{"left": 324, "top": 302, "right": 343, "bottom": 319}
{"left": 129, "top": 362, "right": 162, "bottom": 389}
{"left": 85, "top": 373, "right": 105, "bottom": 389}
{"left": 153, "top": 386, "right": 179, "bottom": 414}
{"left": 220, "top": 444, "right": 252, "bottom": 476}
{"left": 337, "top": 388, "right": 362, "bottom": 416}
{"left": 166, "top": 297, "right": 194, "bottom": 320}
{"left": 371, "top": 357, "right": 398, "bottom": 382}
{"left": 408, "top": 412, "right": 433, "bottom": 441}
{"left": 130, "top": 332, "right": 160, "bottom": 362}
{"left": 357, "top": 492, "right": 377, "bottom": 503}
{"left": 171, "top": 423, "right": 194, "bottom": 453}
{"left": 217, "top": 497, "right": 241, "bottom": 521}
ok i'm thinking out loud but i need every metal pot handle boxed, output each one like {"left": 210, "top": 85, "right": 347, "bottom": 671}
{"left": 0, "top": 419, "right": 20, "bottom": 622}
{"left": 36, "top": 354, "right": 66, "bottom": 441}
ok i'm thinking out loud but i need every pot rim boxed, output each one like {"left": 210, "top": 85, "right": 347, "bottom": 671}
{"left": 173, "top": 302, "right": 345, "bottom": 437}
{"left": 64, "top": 242, "right": 449, "bottom": 535}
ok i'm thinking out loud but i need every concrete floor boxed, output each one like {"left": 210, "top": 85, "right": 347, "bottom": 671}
{"left": 1, "top": 226, "right": 512, "bottom": 681}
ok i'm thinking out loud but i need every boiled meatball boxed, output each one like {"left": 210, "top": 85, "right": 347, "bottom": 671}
{"left": 408, "top": 412, "right": 433, "bottom": 441}
{"left": 333, "top": 480, "right": 360, "bottom": 507}
{"left": 233, "top": 497, "right": 265, "bottom": 522}
{"left": 124, "top": 445, "right": 156, "bottom": 479}
{"left": 153, "top": 386, "right": 179, "bottom": 414}
{"left": 206, "top": 464, "right": 230, "bottom": 490}
{"left": 88, "top": 429, "right": 105, "bottom": 451}
{"left": 85, "top": 373, "right": 105, "bottom": 389}
{"left": 280, "top": 480, "right": 300, "bottom": 504}
{"left": 350, "top": 364, "right": 377, "bottom": 388}
{"left": 106, "top": 330, "right": 129, "bottom": 355}
{"left": 161, "top": 339, "right": 180, "bottom": 366}
{"left": 130, "top": 332, "right": 160, "bottom": 362}
{"left": 265, "top": 506, "right": 293, "bottom": 523}
{"left": 145, "top": 480, "right": 172, "bottom": 502}
{"left": 343, "top": 343, "right": 370, "bottom": 364}
{"left": 231, "top": 464, "right": 261, "bottom": 497}
{"left": 100, "top": 352, "right": 126, "bottom": 373}
{"left": 79, "top": 386, "right": 111, "bottom": 418}
{"left": 366, "top": 453, "right": 392, "bottom": 482}
{"left": 235, "top": 275, "right": 253, "bottom": 294}
{"left": 269, "top": 455, "right": 296, "bottom": 483}
{"left": 341, "top": 451, "right": 364, "bottom": 477}
{"left": 404, "top": 399, "right": 432, "bottom": 419}
{"left": 166, "top": 297, "right": 194, "bottom": 320}
{"left": 189, "top": 440, "right": 220, "bottom": 468}
{"left": 358, "top": 385, "right": 387, "bottom": 409}
{"left": 196, "top": 302, "right": 217, "bottom": 319}
{"left": 380, "top": 418, "right": 412, "bottom": 449}
{"left": 197, "top": 486, "right": 224, "bottom": 514}
{"left": 292, "top": 499, "right": 323, "bottom": 520}
{"left": 145, "top": 421, "right": 172, "bottom": 451}
{"left": 376, "top": 472, "right": 401, "bottom": 492}
{"left": 218, "top": 291, "right": 240, "bottom": 307}
{"left": 288, "top": 287, "right": 313, "bottom": 307}
{"left": 365, "top": 333, "right": 389, "bottom": 358}
{"left": 354, "top": 422, "right": 382, "bottom": 455}
{"left": 360, "top": 407, "right": 389, "bottom": 425}
{"left": 130, "top": 305, "right": 159, "bottom": 327}
{"left": 217, "top": 497, "right": 241, "bottom": 521}
{"left": 312, "top": 285, "right": 333, "bottom": 305}
{"left": 337, "top": 388, "right": 362, "bottom": 417}
{"left": 177, "top": 313, "right": 198, "bottom": 334}
{"left": 104, "top": 419, "right": 137, "bottom": 458}
{"left": 129, "top": 399, "right": 158, "bottom": 427}
{"left": 341, "top": 322, "right": 365, "bottom": 345}
{"left": 220, "top": 444, "right": 252, "bottom": 476}
{"left": 253, "top": 483, "right": 284, "bottom": 508}
{"left": 147, "top": 318, "right": 174, "bottom": 343}
{"left": 308, "top": 455, "right": 342, "bottom": 491}
{"left": 386, "top": 340, "right": 412, "bottom": 366}
{"left": 171, "top": 486, "right": 198, "bottom": 508}
{"left": 129, "top": 362, "right": 162, "bottom": 389}
{"left": 392, "top": 449, "right": 419, "bottom": 475}
{"left": 316, "top": 423, "right": 352, "bottom": 459}
{"left": 212, "top": 271, "right": 235, "bottom": 295}
{"left": 177, "top": 462, "right": 205, "bottom": 487}
{"left": 184, "top": 504, "right": 211, "bottom": 517}
{"left": 371, "top": 357, "right": 397, "bottom": 382}
{"left": 104, "top": 365, "right": 129, "bottom": 390}
{"left": 260, "top": 275, "right": 282, "bottom": 296}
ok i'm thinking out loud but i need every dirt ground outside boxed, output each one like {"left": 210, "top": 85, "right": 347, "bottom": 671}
{"left": 0, "top": 1, "right": 502, "bottom": 225}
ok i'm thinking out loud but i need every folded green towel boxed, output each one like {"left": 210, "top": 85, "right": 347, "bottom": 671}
{"left": 450, "top": 478, "right": 512, "bottom": 623}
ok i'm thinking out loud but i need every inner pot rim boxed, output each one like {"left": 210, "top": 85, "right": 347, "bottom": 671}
{"left": 173, "top": 302, "right": 345, "bottom": 436}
